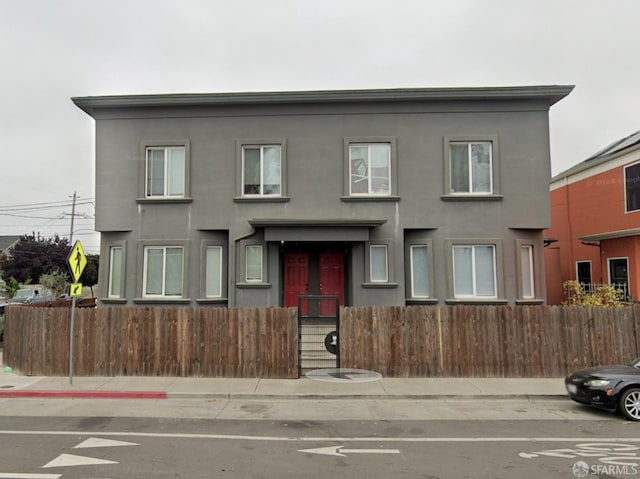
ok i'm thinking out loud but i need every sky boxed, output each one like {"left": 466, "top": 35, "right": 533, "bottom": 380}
{"left": 1, "top": 0, "right": 639, "bottom": 254}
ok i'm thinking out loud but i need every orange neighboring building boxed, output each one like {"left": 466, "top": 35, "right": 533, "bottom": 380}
{"left": 545, "top": 131, "right": 640, "bottom": 305}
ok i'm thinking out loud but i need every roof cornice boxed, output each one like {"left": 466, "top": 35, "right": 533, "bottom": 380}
{"left": 72, "top": 85, "right": 574, "bottom": 116}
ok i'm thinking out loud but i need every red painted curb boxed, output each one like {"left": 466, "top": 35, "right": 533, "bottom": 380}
{"left": 0, "top": 390, "right": 167, "bottom": 399}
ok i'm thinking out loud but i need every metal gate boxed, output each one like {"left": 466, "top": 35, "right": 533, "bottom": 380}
{"left": 298, "top": 295, "right": 340, "bottom": 376}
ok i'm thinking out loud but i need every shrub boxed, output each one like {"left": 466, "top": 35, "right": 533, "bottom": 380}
{"left": 563, "top": 280, "right": 625, "bottom": 307}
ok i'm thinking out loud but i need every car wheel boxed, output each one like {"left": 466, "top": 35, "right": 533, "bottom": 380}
{"left": 619, "top": 388, "right": 640, "bottom": 421}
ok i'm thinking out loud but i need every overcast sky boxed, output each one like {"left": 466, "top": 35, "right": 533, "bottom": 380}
{"left": 1, "top": 0, "right": 639, "bottom": 254}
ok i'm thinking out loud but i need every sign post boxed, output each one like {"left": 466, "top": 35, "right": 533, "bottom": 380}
{"left": 67, "top": 240, "right": 87, "bottom": 385}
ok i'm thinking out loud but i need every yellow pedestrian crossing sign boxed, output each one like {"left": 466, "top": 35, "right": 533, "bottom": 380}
{"left": 68, "top": 240, "right": 87, "bottom": 283}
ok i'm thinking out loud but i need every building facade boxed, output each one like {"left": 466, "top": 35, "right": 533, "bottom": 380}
{"left": 73, "top": 86, "right": 572, "bottom": 308}
{"left": 545, "top": 131, "right": 640, "bottom": 304}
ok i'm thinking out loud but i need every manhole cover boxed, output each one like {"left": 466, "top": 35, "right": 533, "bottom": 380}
{"left": 305, "top": 368, "right": 382, "bottom": 383}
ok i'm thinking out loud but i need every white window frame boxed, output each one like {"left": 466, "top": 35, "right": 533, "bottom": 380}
{"left": 409, "top": 244, "right": 430, "bottom": 298}
{"left": 145, "top": 146, "right": 186, "bottom": 198}
{"left": 369, "top": 244, "right": 389, "bottom": 282}
{"left": 576, "top": 260, "right": 592, "bottom": 284}
{"left": 349, "top": 143, "right": 392, "bottom": 196}
{"left": 205, "top": 245, "right": 223, "bottom": 298}
{"left": 142, "top": 246, "right": 184, "bottom": 298}
{"left": 245, "top": 245, "right": 264, "bottom": 282}
{"left": 241, "top": 145, "right": 282, "bottom": 197}
{"left": 520, "top": 245, "right": 535, "bottom": 299}
{"left": 452, "top": 244, "right": 497, "bottom": 298}
{"left": 108, "top": 246, "right": 123, "bottom": 298}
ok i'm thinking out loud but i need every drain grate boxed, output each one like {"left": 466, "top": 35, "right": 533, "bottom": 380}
{"left": 0, "top": 385, "right": 15, "bottom": 389}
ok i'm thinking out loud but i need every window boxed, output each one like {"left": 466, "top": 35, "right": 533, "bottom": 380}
{"left": 625, "top": 162, "right": 640, "bottom": 212}
{"left": 246, "top": 245, "right": 263, "bottom": 282}
{"left": 410, "top": 245, "right": 429, "bottom": 298}
{"left": 520, "top": 245, "right": 534, "bottom": 299}
{"left": 449, "top": 142, "right": 492, "bottom": 194}
{"left": 452, "top": 245, "right": 496, "bottom": 297}
{"left": 576, "top": 261, "right": 592, "bottom": 285}
{"left": 146, "top": 146, "right": 186, "bottom": 197}
{"left": 108, "top": 246, "right": 123, "bottom": 298}
{"left": 443, "top": 135, "right": 499, "bottom": 198}
{"left": 242, "top": 145, "right": 282, "bottom": 196}
{"left": 143, "top": 246, "right": 184, "bottom": 297}
{"left": 370, "top": 245, "right": 389, "bottom": 282}
{"left": 343, "top": 137, "right": 398, "bottom": 199}
{"left": 350, "top": 143, "right": 391, "bottom": 195}
{"left": 205, "top": 246, "right": 222, "bottom": 298}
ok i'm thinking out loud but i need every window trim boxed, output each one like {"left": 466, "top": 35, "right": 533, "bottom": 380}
{"left": 135, "top": 240, "right": 189, "bottom": 302}
{"left": 575, "top": 260, "right": 592, "bottom": 284}
{"left": 138, "top": 140, "right": 191, "bottom": 201}
{"left": 624, "top": 161, "right": 640, "bottom": 213}
{"left": 409, "top": 244, "right": 431, "bottom": 299}
{"left": 404, "top": 233, "right": 437, "bottom": 303}
{"left": 107, "top": 244, "right": 124, "bottom": 299}
{"left": 245, "top": 244, "right": 264, "bottom": 283}
{"left": 198, "top": 239, "right": 228, "bottom": 302}
{"left": 442, "top": 135, "right": 501, "bottom": 199}
{"left": 518, "top": 243, "right": 535, "bottom": 300}
{"left": 363, "top": 241, "right": 397, "bottom": 287}
{"left": 445, "top": 239, "right": 506, "bottom": 304}
{"left": 343, "top": 137, "right": 399, "bottom": 200}
{"left": 235, "top": 138, "right": 288, "bottom": 201}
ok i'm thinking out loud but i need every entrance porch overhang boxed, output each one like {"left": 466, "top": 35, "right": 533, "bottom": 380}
{"left": 249, "top": 218, "right": 386, "bottom": 242}
{"left": 579, "top": 228, "right": 640, "bottom": 243}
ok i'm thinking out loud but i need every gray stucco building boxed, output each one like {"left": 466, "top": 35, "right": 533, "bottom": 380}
{"left": 73, "top": 85, "right": 572, "bottom": 309}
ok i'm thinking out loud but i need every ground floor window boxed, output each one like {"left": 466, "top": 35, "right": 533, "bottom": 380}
{"left": 246, "top": 245, "right": 263, "bottom": 282}
{"left": 520, "top": 245, "right": 535, "bottom": 299}
{"left": 453, "top": 245, "right": 496, "bottom": 298}
{"left": 369, "top": 244, "right": 389, "bottom": 282}
{"left": 143, "top": 246, "right": 184, "bottom": 297}
{"left": 410, "top": 245, "right": 429, "bottom": 298}
{"left": 205, "top": 246, "right": 223, "bottom": 298}
{"left": 108, "top": 246, "right": 123, "bottom": 298}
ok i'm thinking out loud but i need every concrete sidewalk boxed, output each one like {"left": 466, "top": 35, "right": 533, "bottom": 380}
{"left": 0, "top": 370, "right": 568, "bottom": 400}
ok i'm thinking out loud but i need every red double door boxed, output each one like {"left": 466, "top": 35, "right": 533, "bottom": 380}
{"left": 284, "top": 253, "right": 344, "bottom": 315}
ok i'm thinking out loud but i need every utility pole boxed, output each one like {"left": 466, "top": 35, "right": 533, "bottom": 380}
{"left": 69, "top": 191, "right": 77, "bottom": 244}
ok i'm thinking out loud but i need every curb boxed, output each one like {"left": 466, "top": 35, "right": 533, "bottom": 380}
{"left": 0, "top": 390, "right": 167, "bottom": 399}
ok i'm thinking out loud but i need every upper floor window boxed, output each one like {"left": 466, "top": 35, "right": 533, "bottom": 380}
{"left": 625, "top": 162, "right": 640, "bottom": 212}
{"left": 350, "top": 143, "right": 391, "bottom": 195}
{"left": 143, "top": 246, "right": 184, "bottom": 297}
{"left": 243, "top": 145, "right": 281, "bottom": 196}
{"left": 343, "top": 137, "right": 398, "bottom": 200}
{"left": 450, "top": 142, "right": 492, "bottom": 194}
{"left": 443, "top": 135, "right": 500, "bottom": 198}
{"left": 146, "top": 146, "right": 186, "bottom": 198}
{"left": 453, "top": 244, "right": 496, "bottom": 298}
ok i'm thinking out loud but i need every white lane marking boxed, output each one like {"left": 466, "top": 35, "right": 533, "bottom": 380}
{"left": 299, "top": 445, "right": 400, "bottom": 456}
{"left": 0, "top": 430, "right": 639, "bottom": 444}
{"left": 75, "top": 437, "right": 139, "bottom": 449}
{"left": 43, "top": 454, "right": 118, "bottom": 468}
{"left": 0, "top": 474, "right": 62, "bottom": 479}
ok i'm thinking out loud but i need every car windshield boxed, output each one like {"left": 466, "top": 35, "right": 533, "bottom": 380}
{"left": 14, "top": 290, "right": 33, "bottom": 298}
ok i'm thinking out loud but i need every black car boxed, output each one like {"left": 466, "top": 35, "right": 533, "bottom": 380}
{"left": 565, "top": 359, "right": 640, "bottom": 420}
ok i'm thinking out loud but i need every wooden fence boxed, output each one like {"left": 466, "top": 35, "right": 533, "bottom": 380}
{"left": 4, "top": 304, "right": 640, "bottom": 378}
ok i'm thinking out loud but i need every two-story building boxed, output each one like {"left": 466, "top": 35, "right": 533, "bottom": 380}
{"left": 72, "top": 85, "right": 572, "bottom": 308}
{"left": 545, "top": 130, "right": 640, "bottom": 304}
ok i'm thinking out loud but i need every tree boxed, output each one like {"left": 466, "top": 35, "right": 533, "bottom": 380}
{"left": 0, "top": 234, "right": 71, "bottom": 285}
{"left": 39, "top": 271, "right": 69, "bottom": 299}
